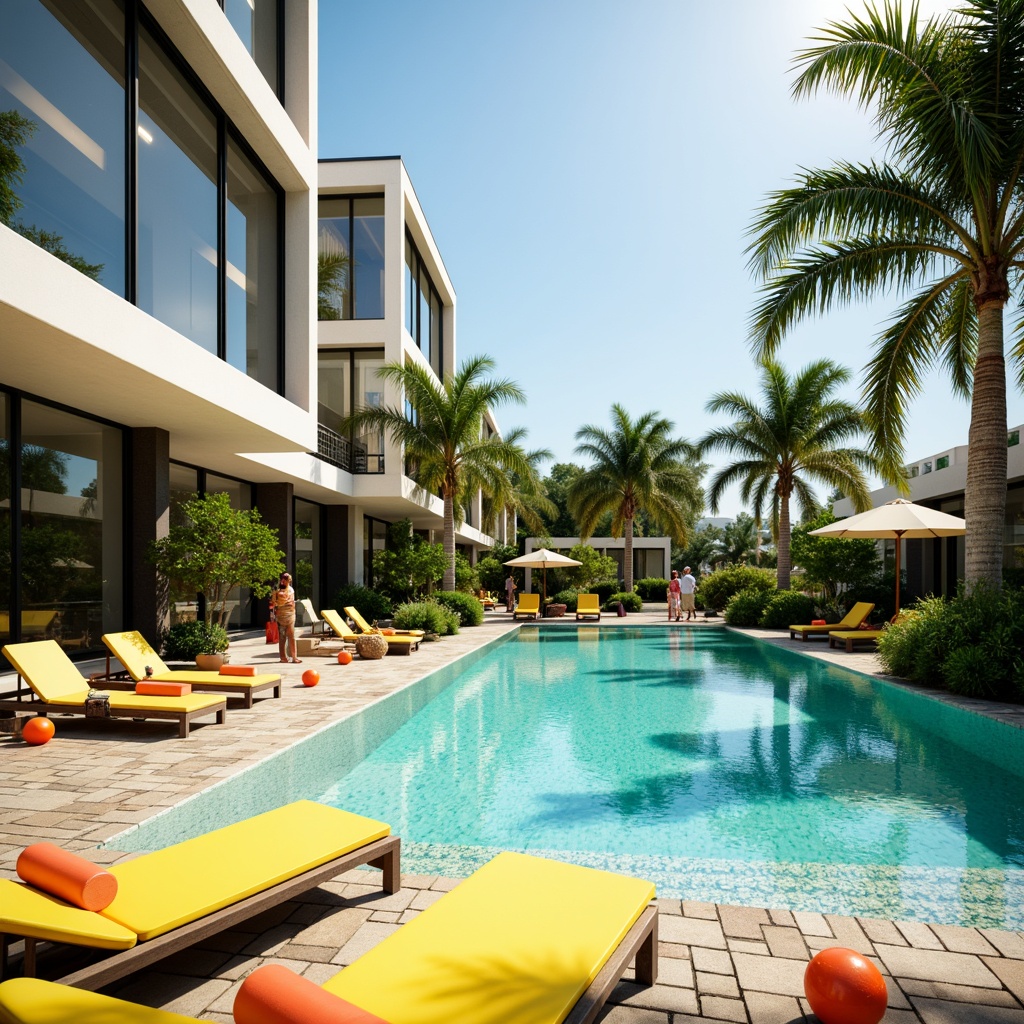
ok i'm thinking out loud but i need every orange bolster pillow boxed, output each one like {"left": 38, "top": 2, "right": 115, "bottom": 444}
{"left": 220, "top": 665, "right": 256, "bottom": 677}
{"left": 17, "top": 843, "right": 118, "bottom": 911}
{"left": 234, "top": 964, "right": 390, "bottom": 1024}
{"left": 136, "top": 680, "right": 192, "bottom": 696}
{"left": 811, "top": 619, "right": 826, "bottom": 626}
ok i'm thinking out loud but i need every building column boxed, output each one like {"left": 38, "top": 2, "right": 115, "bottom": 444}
{"left": 129, "top": 428, "right": 170, "bottom": 639}
{"left": 254, "top": 482, "right": 294, "bottom": 625}
{"left": 324, "top": 505, "right": 351, "bottom": 601}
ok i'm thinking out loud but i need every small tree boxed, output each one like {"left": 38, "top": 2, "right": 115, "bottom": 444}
{"left": 563, "top": 544, "right": 619, "bottom": 592}
{"left": 791, "top": 510, "right": 883, "bottom": 606}
{"left": 371, "top": 519, "right": 449, "bottom": 603}
{"left": 149, "top": 492, "right": 284, "bottom": 626}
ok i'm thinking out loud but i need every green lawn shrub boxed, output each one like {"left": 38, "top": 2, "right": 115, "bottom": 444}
{"left": 392, "top": 601, "right": 460, "bottom": 636}
{"left": 433, "top": 590, "right": 484, "bottom": 626}
{"left": 634, "top": 577, "right": 670, "bottom": 601}
{"left": 333, "top": 584, "right": 392, "bottom": 623}
{"left": 759, "top": 591, "right": 817, "bottom": 630}
{"left": 723, "top": 589, "right": 772, "bottom": 627}
{"left": 604, "top": 591, "right": 643, "bottom": 613}
{"left": 699, "top": 566, "right": 777, "bottom": 611}
{"left": 551, "top": 589, "right": 578, "bottom": 612}
{"left": 161, "top": 621, "right": 229, "bottom": 661}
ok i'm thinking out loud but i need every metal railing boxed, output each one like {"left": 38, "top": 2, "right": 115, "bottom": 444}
{"left": 315, "top": 424, "right": 384, "bottom": 474}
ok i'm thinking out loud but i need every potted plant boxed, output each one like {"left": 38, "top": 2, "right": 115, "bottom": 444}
{"left": 161, "top": 620, "right": 230, "bottom": 671}
{"left": 149, "top": 492, "right": 285, "bottom": 663}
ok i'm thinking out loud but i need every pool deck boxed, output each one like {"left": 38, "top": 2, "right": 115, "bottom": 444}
{"left": 3, "top": 608, "right": 1024, "bottom": 1022}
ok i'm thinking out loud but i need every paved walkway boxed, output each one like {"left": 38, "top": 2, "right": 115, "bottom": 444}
{"left": 3, "top": 609, "right": 1024, "bottom": 1022}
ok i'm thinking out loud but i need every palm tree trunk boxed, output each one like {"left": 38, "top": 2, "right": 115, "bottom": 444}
{"left": 777, "top": 494, "right": 791, "bottom": 591}
{"left": 624, "top": 518, "right": 634, "bottom": 592}
{"left": 443, "top": 492, "right": 456, "bottom": 590}
{"left": 964, "top": 300, "right": 1007, "bottom": 588}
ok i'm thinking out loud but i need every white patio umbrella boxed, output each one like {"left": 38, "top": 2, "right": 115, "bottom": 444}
{"left": 809, "top": 499, "right": 966, "bottom": 616}
{"left": 504, "top": 548, "right": 583, "bottom": 604}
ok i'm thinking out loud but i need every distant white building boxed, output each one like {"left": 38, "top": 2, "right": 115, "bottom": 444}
{"left": 522, "top": 537, "right": 672, "bottom": 590}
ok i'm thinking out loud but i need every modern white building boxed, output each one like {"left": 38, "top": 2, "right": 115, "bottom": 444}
{"left": 521, "top": 537, "right": 672, "bottom": 591}
{"left": 0, "top": 0, "right": 499, "bottom": 656}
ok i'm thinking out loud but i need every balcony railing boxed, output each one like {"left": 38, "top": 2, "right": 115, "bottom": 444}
{"left": 315, "top": 424, "right": 384, "bottom": 474}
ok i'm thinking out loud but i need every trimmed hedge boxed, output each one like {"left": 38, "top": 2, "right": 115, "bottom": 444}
{"left": 551, "top": 589, "right": 579, "bottom": 612}
{"left": 332, "top": 584, "right": 392, "bottom": 624}
{"left": 634, "top": 577, "right": 670, "bottom": 601}
{"left": 759, "top": 591, "right": 817, "bottom": 630}
{"left": 604, "top": 591, "right": 643, "bottom": 613}
{"left": 724, "top": 589, "right": 772, "bottom": 627}
{"left": 432, "top": 590, "right": 484, "bottom": 627}
{"left": 699, "top": 566, "right": 776, "bottom": 612}
{"left": 392, "top": 600, "right": 460, "bottom": 636}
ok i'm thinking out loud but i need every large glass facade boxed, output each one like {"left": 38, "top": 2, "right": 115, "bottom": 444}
{"left": 294, "top": 498, "right": 319, "bottom": 611}
{"left": 404, "top": 232, "right": 443, "bottom": 377}
{"left": 227, "top": 136, "right": 279, "bottom": 389}
{"left": 222, "top": 0, "right": 279, "bottom": 95}
{"left": 317, "top": 349, "right": 385, "bottom": 473}
{"left": 0, "top": 0, "right": 126, "bottom": 295}
{"left": 317, "top": 196, "right": 384, "bottom": 320}
{"left": 363, "top": 516, "right": 387, "bottom": 587}
{"left": 138, "top": 25, "right": 219, "bottom": 353}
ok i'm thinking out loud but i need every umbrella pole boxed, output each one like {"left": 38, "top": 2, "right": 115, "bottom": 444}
{"left": 894, "top": 532, "right": 902, "bottom": 618}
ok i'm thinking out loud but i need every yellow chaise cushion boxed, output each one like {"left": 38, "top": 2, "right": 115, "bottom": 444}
{"left": 0, "top": 881, "right": 137, "bottom": 950}
{"left": 102, "top": 801, "right": 389, "bottom": 941}
{"left": 0, "top": 978, "right": 204, "bottom": 1024}
{"left": 325, "top": 851, "right": 655, "bottom": 1024}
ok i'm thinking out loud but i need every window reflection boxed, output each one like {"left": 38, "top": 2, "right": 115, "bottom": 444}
{"left": 318, "top": 198, "right": 350, "bottom": 320}
{"left": 222, "top": 0, "right": 278, "bottom": 95}
{"left": 294, "top": 499, "right": 318, "bottom": 609}
{"left": 168, "top": 463, "right": 200, "bottom": 625}
{"left": 0, "top": 0, "right": 126, "bottom": 293}
{"left": 317, "top": 195, "right": 384, "bottom": 320}
{"left": 353, "top": 197, "right": 384, "bottom": 318}
{"left": 404, "top": 231, "right": 443, "bottom": 376}
{"left": 316, "top": 349, "right": 385, "bottom": 473}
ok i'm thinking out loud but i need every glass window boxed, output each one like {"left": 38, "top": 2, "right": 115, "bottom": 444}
{"left": 936, "top": 455, "right": 949, "bottom": 471}
{"left": 430, "top": 290, "right": 442, "bottom": 377}
{"left": 0, "top": 0, "right": 126, "bottom": 294}
{"left": 294, "top": 498, "right": 319, "bottom": 609}
{"left": 168, "top": 462, "right": 199, "bottom": 624}
{"left": 20, "top": 400, "right": 122, "bottom": 654}
{"left": 0, "top": 394, "right": 8, "bottom": 645}
{"left": 922, "top": 461, "right": 932, "bottom": 475}
{"left": 363, "top": 515, "right": 387, "bottom": 586}
{"left": 404, "top": 235, "right": 415, "bottom": 336}
{"left": 352, "top": 197, "right": 384, "bottom": 319}
{"left": 1009, "top": 430, "right": 1020, "bottom": 448}
{"left": 418, "top": 265, "right": 432, "bottom": 366}
{"left": 353, "top": 350, "right": 385, "bottom": 473}
{"left": 226, "top": 136, "right": 279, "bottom": 389}
{"left": 137, "top": 25, "right": 219, "bottom": 353}
{"left": 222, "top": 0, "right": 278, "bottom": 95}
{"left": 317, "top": 349, "right": 350, "bottom": 434}
{"left": 318, "top": 197, "right": 350, "bottom": 320}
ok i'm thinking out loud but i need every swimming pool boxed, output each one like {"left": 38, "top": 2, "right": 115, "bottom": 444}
{"left": 109, "top": 626, "right": 1024, "bottom": 927}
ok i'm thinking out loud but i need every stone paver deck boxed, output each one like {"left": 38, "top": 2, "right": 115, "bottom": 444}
{"left": 2, "top": 608, "right": 1022, "bottom": 1021}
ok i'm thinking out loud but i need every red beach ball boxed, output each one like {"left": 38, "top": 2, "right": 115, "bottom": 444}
{"left": 337, "top": 651, "right": 352, "bottom": 665}
{"left": 22, "top": 717, "right": 55, "bottom": 746}
{"left": 804, "top": 947, "right": 887, "bottom": 1024}
{"left": 301, "top": 669, "right": 320, "bottom": 687}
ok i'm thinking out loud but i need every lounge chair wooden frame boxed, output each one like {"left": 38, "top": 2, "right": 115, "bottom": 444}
{"left": 828, "top": 630, "right": 883, "bottom": 653}
{"left": 1, "top": 836, "right": 400, "bottom": 991}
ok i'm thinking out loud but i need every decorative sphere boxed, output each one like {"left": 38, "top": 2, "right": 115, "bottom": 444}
{"left": 337, "top": 651, "right": 353, "bottom": 665}
{"left": 804, "top": 947, "right": 887, "bottom": 1024}
{"left": 22, "top": 717, "right": 55, "bottom": 746}
{"left": 301, "top": 669, "right": 320, "bottom": 687}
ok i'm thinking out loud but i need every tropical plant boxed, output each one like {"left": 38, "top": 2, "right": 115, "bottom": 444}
{"left": 603, "top": 591, "right": 643, "bottom": 613}
{"left": 568, "top": 405, "right": 703, "bottom": 592}
{"left": 724, "top": 589, "right": 773, "bottom": 627}
{"left": 432, "top": 590, "right": 484, "bottom": 627}
{"left": 481, "top": 426, "right": 555, "bottom": 541}
{"left": 749, "top": 0, "right": 1024, "bottom": 588}
{"left": 0, "top": 110, "right": 33, "bottom": 225}
{"left": 332, "top": 583, "right": 393, "bottom": 624}
{"left": 148, "top": 492, "right": 284, "bottom": 626}
{"left": 371, "top": 519, "right": 448, "bottom": 603}
{"left": 759, "top": 590, "right": 817, "bottom": 630}
{"left": 699, "top": 565, "right": 777, "bottom": 612}
{"left": 673, "top": 523, "right": 724, "bottom": 576}
{"left": 790, "top": 509, "right": 883, "bottom": 604}
{"left": 392, "top": 600, "right": 459, "bottom": 636}
{"left": 696, "top": 360, "right": 874, "bottom": 589}
{"left": 342, "top": 356, "right": 534, "bottom": 590}
{"left": 540, "top": 462, "right": 586, "bottom": 536}
{"left": 160, "top": 620, "right": 230, "bottom": 661}
{"left": 715, "top": 513, "right": 762, "bottom": 566}
{"left": 634, "top": 577, "right": 671, "bottom": 601}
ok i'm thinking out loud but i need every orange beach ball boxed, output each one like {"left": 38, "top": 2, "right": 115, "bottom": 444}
{"left": 804, "top": 947, "right": 887, "bottom": 1024}
{"left": 301, "top": 669, "right": 320, "bottom": 688}
{"left": 22, "top": 717, "right": 55, "bottom": 746}
{"left": 337, "top": 651, "right": 352, "bottom": 665}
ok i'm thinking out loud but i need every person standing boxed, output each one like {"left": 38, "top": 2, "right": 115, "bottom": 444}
{"left": 679, "top": 566, "right": 697, "bottom": 622}
{"left": 269, "top": 571, "right": 301, "bottom": 663}
{"left": 505, "top": 573, "right": 517, "bottom": 612}
{"left": 668, "top": 569, "right": 682, "bottom": 621}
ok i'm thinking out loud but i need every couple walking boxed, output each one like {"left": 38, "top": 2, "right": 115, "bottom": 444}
{"left": 668, "top": 567, "right": 697, "bottom": 622}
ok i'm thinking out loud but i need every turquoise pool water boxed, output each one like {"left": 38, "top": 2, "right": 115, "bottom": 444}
{"left": 109, "top": 627, "right": 1024, "bottom": 927}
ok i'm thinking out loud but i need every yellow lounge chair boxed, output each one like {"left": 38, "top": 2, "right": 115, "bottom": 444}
{"left": 0, "top": 641, "right": 226, "bottom": 739}
{"left": 344, "top": 605, "right": 424, "bottom": 637}
{"left": 513, "top": 593, "right": 541, "bottom": 620}
{"left": 0, "top": 801, "right": 399, "bottom": 990}
{"left": 322, "top": 609, "right": 420, "bottom": 654}
{"left": 99, "top": 631, "right": 281, "bottom": 709}
{"left": 0, "top": 851, "right": 655, "bottom": 1022}
{"left": 576, "top": 594, "right": 602, "bottom": 621}
{"left": 788, "top": 601, "right": 874, "bottom": 641}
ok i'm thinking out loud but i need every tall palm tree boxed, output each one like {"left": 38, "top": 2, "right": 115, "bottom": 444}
{"left": 749, "top": 0, "right": 1024, "bottom": 588}
{"left": 696, "top": 360, "right": 875, "bottom": 590}
{"left": 342, "top": 356, "right": 532, "bottom": 590}
{"left": 480, "top": 427, "right": 555, "bottom": 542}
{"left": 568, "top": 405, "right": 702, "bottom": 592}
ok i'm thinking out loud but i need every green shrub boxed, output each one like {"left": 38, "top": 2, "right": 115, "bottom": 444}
{"left": 724, "top": 588, "right": 772, "bottom": 626}
{"left": 454, "top": 553, "right": 479, "bottom": 594}
{"left": 475, "top": 555, "right": 506, "bottom": 594}
{"left": 432, "top": 590, "right": 484, "bottom": 626}
{"left": 604, "top": 591, "right": 643, "bottom": 613}
{"left": 634, "top": 577, "right": 670, "bottom": 600}
{"left": 161, "top": 620, "right": 229, "bottom": 661}
{"left": 759, "top": 591, "right": 816, "bottom": 630}
{"left": 392, "top": 600, "right": 460, "bottom": 636}
{"left": 551, "top": 589, "right": 579, "bottom": 612}
{"left": 699, "top": 566, "right": 776, "bottom": 611}
{"left": 333, "top": 584, "right": 392, "bottom": 624}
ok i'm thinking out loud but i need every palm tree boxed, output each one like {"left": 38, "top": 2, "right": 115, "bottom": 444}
{"left": 749, "top": 0, "right": 1024, "bottom": 588}
{"left": 696, "top": 360, "right": 875, "bottom": 590}
{"left": 717, "top": 513, "right": 760, "bottom": 567}
{"left": 342, "top": 356, "right": 533, "bottom": 590}
{"left": 481, "top": 427, "right": 555, "bottom": 542}
{"left": 568, "top": 404, "right": 702, "bottom": 592}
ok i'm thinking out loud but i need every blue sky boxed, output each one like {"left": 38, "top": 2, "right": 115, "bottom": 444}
{"left": 318, "top": 1, "right": 1024, "bottom": 518}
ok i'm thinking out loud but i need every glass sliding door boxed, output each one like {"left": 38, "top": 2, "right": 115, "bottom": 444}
{"left": 294, "top": 499, "right": 319, "bottom": 611}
